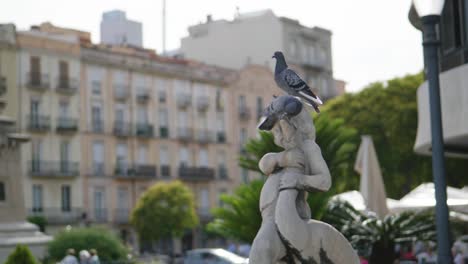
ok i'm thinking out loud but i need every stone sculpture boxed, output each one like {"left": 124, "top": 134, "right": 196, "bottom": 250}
{"left": 249, "top": 95, "right": 359, "bottom": 264}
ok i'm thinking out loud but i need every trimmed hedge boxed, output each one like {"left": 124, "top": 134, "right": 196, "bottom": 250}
{"left": 5, "top": 245, "right": 38, "bottom": 264}
{"left": 47, "top": 227, "right": 128, "bottom": 263}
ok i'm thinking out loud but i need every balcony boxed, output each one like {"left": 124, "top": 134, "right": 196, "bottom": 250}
{"left": 176, "top": 94, "right": 191, "bottom": 109}
{"left": 196, "top": 130, "right": 214, "bottom": 144}
{"left": 159, "top": 127, "right": 169, "bottom": 138}
{"left": 160, "top": 165, "right": 171, "bottom": 178}
{"left": 0, "top": 76, "right": 6, "bottom": 96}
{"left": 26, "top": 72, "right": 50, "bottom": 91}
{"left": 56, "top": 117, "right": 78, "bottom": 132}
{"left": 136, "top": 88, "right": 150, "bottom": 102}
{"left": 177, "top": 127, "right": 193, "bottom": 141}
{"left": 178, "top": 166, "right": 215, "bottom": 181}
{"left": 29, "top": 160, "right": 80, "bottom": 178}
{"left": 114, "top": 163, "right": 157, "bottom": 179}
{"left": 216, "top": 131, "right": 226, "bottom": 143}
{"left": 56, "top": 77, "right": 79, "bottom": 94}
{"left": 29, "top": 207, "right": 82, "bottom": 224}
{"left": 90, "top": 163, "right": 105, "bottom": 177}
{"left": 136, "top": 123, "right": 154, "bottom": 138}
{"left": 114, "top": 208, "right": 130, "bottom": 224}
{"left": 113, "top": 121, "right": 132, "bottom": 137}
{"left": 114, "top": 84, "right": 129, "bottom": 100}
{"left": 196, "top": 96, "right": 210, "bottom": 111}
{"left": 238, "top": 106, "right": 251, "bottom": 120}
{"left": 93, "top": 209, "right": 108, "bottom": 223}
{"left": 198, "top": 208, "right": 212, "bottom": 221}
{"left": 92, "top": 120, "right": 104, "bottom": 133}
{"left": 27, "top": 115, "right": 51, "bottom": 132}
{"left": 218, "top": 166, "right": 228, "bottom": 180}
{"left": 159, "top": 91, "right": 167, "bottom": 103}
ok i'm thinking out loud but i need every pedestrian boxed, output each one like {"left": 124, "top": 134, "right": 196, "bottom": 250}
{"left": 61, "top": 248, "right": 79, "bottom": 264}
{"left": 89, "top": 249, "right": 100, "bottom": 264}
{"left": 452, "top": 241, "right": 467, "bottom": 264}
{"left": 79, "top": 250, "right": 90, "bottom": 264}
{"left": 416, "top": 242, "right": 437, "bottom": 264}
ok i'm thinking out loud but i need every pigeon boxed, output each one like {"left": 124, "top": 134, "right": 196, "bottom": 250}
{"left": 258, "top": 95, "right": 303, "bottom": 131}
{"left": 272, "top": 51, "right": 323, "bottom": 113}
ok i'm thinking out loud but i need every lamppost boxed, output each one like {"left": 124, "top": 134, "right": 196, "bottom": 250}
{"left": 412, "top": 0, "right": 452, "bottom": 263}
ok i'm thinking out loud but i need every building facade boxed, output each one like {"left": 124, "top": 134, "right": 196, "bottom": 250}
{"left": 409, "top": 2, "right": 468, "bottom": 158}
{"left": 180, "top": 9, "right": 337, "bottom": 99}
{"left": 1, "top": 23, "right": 278, "bottom": 251}
{"left": 101, "top": 10, "right": 143, "bottom": 47}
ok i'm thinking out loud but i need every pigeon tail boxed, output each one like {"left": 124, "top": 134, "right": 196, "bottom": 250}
{"left": 298, "top": 91, "right": 323, "bottom": 105}
{"left": 301, "top": 96, "right": 321, "bottom": 113}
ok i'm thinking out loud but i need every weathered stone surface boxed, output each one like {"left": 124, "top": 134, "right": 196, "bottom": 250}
{"left": 250, "top": 96, "right": 359, "bottom": 264}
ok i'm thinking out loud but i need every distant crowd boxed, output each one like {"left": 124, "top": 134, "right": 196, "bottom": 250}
{"left": 60, "top": 248, "right": 100, "bottom": 264}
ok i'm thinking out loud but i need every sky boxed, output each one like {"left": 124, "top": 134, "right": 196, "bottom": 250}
{"left": 1, "top": 0, "right": 423, "bottom": 92}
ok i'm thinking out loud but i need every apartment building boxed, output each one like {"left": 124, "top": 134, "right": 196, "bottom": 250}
{"left": 180, "top": 9, "right": 338, "bottom": 99}
{"left": 0, "top": 22, "right": 278, "bottom": 250}
{"left": 15, "top": 26, "right": 84, "bottom": 234}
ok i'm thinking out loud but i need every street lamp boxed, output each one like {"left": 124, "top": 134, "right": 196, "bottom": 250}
{"left": 412, "top": 0, "right": 452, "bottom": 263}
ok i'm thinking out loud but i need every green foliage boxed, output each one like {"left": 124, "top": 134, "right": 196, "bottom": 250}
{"left": 27, "top": 215, "right": 47, "bottom": 232}
{"left": 207, "top": 180, "right": 263, "bottom": 243}
{"left": 131, "top": 180, "right": 198, "bottom": 242}
{"left": 323, "top": 72, "right": 468, "bottom": 198}
{"left": 208, "top": 113, "right": 358, "bottom": 243}
{"left": 5, "top": 245, "right": 38, "bottom": 264}
{"left": 323, "top": 200, "right": 436, "bottom": 264}
{"left": 47, "top": 227, "right": 128, "bottom": 263}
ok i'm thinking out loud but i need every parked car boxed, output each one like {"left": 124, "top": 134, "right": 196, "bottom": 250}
{"left": 184, "top": 248, "right": 249, "bottom": 264}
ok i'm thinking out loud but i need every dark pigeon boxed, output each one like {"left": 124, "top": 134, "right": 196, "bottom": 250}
{"left": 258, "top": 95, "right": 303, "bottom": 131}
{"left": 272, "top": 51, "right": 323, "bottom": 113}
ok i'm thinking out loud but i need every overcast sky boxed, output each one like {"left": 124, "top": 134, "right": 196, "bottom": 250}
{"left": 1, "top": 0, "right": 423, "bottom": 92}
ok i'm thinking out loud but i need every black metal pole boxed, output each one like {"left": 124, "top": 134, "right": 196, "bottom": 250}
{"left": 421, "top": 15, "right": 452, "bottom": 264}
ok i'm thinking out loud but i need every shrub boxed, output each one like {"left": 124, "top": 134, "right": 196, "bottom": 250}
{"left": 47, "top": 227, "right": 128, "bottom": 263}
{"left": 27, "top": 215, "right": 47, "bottom": 232}
{"left": 5, "top": 245, "right": 38, "bottom": 264}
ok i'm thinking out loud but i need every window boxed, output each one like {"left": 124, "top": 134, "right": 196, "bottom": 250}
{"left": 91, "top": 80, "right": 101, "bottom": 95}
{"left": 215, "top": 88, "right": 223, "bottom": 110}
{"left": 308, "top": 45, "right": 316, "bottom": 63}
{"left": 59, "top": 101, "right": 69, "bottom": 118}
{"left": 115, "top": 105, "right": 126, "bottom": 123}
{"left": 91, "top": 105, "right": 102, "bottom": 132}
{"left": 160, "top": 145, "right": 169, "bottom": 165}
{"left": 179, "top": 147, "right": 190, "bottom": 167}
{"left": 94, "top": 187, "right": 106, "bottom": 220}
{"left": 216, "top": 113, "right": 225, "bottom": 132}
{"left": 290, "top": 40, "right": 298, "bottom": 57}
{"left": 0, "top": 182, "right": 5, "bottom": 201}
{"left": 178, "top": 110, "right": 188, "bottom": 127}
{"left": 30, "top": 56, "right": 41, "bottom": 85}
{"left": 239, "top": 95, "right": 246, "bottom": 109}
{"left": 60, "top": 141, "right": 70, "bottom": 172}
{"left": 116, "top": 143, "right": 128, "bottom": 170}
{"left": 61, "top": 185, "right": 71, "bottom": 212}
{"left": 199, "top": 188, "right": 210, "bottom": 214}
{"left": 30, "top": 99, "right": 40, "bottom": 117}
{"left": 138, "top": 145, "right": 147, "bottom": 164}
{"left": 240, "top": 128, "right": 248, "bottom": 145}
{"left": 159, "top": 108, "right": 169, "bottom": 138}
{"left": 117, "top": 186, "right": 129, "bottom": 209}
{"left": 137, "top": 106, "right": 148, "bottom": 124}
{"left": 198, "top": 148, "right": 208, "bottom": 167}
{"left": 256, "top": 96, "right": 263, "bottom": 120}
{"left": 92, "top": 141, "right": 104, "bottom": 175}
{"left": 31, "top": 140, "right": 42, "bottom": 172}
{"left": 59, "top": 60, "right": 69, "bottom": 87}
{"left": 156, "top": 78, "right": 168, "bottom": 103}
{"left": 218, "top": 188, "right": 227, "bottom": 207}
{"left": 32, "top": 184, "right": 43, "bottom": 212}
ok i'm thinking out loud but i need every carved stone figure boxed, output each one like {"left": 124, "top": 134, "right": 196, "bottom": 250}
{"left": 249, "top": 95, "right": 359, "bottom": 264}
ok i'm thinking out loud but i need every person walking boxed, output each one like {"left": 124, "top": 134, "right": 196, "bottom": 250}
{"left": 79, "top": 250, "right": 90, "bottom": 264}
{"left": 61, "top": 248, "right": 79, "bottom": 264}
{"left": 89, "top": 249, "right": 100, "bottom": 264}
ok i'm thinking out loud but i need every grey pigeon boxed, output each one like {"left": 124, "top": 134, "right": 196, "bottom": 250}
{"left": 272, "top": 51, "right": 323, "bottom": 113}
{"left": 258, "top": 95, "right": 303, "bottom": 131}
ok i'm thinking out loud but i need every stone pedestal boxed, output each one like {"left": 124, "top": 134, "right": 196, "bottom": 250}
{"left": 0, "top": 221, "right": 52, "bottom": 263}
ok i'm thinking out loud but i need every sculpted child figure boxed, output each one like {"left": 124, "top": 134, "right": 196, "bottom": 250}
{"left": 249, "top": 95, "right": 359, "bottom": 264}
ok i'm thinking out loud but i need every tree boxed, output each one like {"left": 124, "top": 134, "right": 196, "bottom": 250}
{"left": 5, "top": 245, "right": 38, "bottom": 264}
{"left": 323, "top": 72, "right": 468, "bottom": 198}
{"left": 131, "top": 180, "right": 198, "bottom": 244}
{"left": 27, "top": 215, "right": 47, "bottom": 232}
{"left": 47, "top": 227, "right": 128, "bottom": 263}
{"left": 208, "top": 113, "right": 359, "bottom": 243}
{"left": 323, "top": 200, "right": 436, "bottom": 264}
